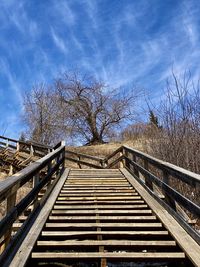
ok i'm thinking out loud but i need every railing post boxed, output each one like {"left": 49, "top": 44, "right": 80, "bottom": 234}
{"left": 132, "top": 154, "right": 139, "bottom": 177}
{"left": 47, "top": 160, "right": 53, "bottom": 185}
{"left": 61, "top": 141, "right": 65, "bottom": 173}
{"left": 30, "top": 145, "right": 34, "bottom": 156}
{"left": 33, "top": 173, "right": 40, "bottom": 208}
{"left": 16, "top": 142, "right": 20, "bottom": 152}
{"left": 101, "top": 159, "right": 108, "bottom": 169}
{"left": 124, "top": 149, "right": 130, "bottom": 169}
{"left": 0, "top": 187, "right": 17, "bottom": 252}
{"left": 33, "top": 173, "right": 40, "bottom": 188}
{"left": 77, "top": 155, "right": 81, "bottom": 169}
{"left": 9, "top": 165, "right": 13, "bottom": 176}
{"left": 144, "top": 160, "right": 153, "bottom": 191}
{"left": 119, "top": 148, "right": 124, "bottom": 168}
{"left": 162, "top": 170, "right": 176, "bottom": 210}
{"left": 62, "top": 148, "right": 65, "bottom": 173}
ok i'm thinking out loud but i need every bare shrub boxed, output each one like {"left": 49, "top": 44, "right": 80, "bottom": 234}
{"left": 148, "top": 70, "right": 200, "bottom": 175}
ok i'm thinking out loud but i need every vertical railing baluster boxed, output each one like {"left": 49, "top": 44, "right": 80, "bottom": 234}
{"left": 119, "top": 147, "right": 125, "bottom": 168}
{"left": 162, "top": 170, "right": 176, "bottom": 210}
{"left": 124, "top": 149, "right": 130, "bottom": 169}
{"left": 132, "top": 153, "right": 139, "bottom": 177}
{"left": 0, "top": 188, "right": 17, "bottom": 252}
{"left": 33, "top": 173, "right": 40, "bottom": 208}
{"left": 144, "top": 160, "right": 153, "bottom": 190}
{"left": 30, "top": 145, "right": 34, "bottom": 156}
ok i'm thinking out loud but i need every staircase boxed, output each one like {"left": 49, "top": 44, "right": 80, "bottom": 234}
{"left": 29, "top": 169, "right": 187, "bottom": 267}
{"left": 0, "top": 141, "right": 199, "bottom": 266}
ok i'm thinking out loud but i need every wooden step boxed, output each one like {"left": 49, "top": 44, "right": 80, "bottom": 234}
{"left": 13, "top": 168, "right": 192, "bottom": 267}
{"left": 55, "top": 200, "right": 146, "bottom": 205}
{"left": 57, "top": 196, "right": 142, "bottom": 200}
{"left": 32, "top": 252, "right": 185, "bottom": 259}
{"left": 51, "top": 210, "right": 152, "bottom": 215}
{"left": 48, "top": 215, "right": 157, "bottom": 221}
{"left": 60, "top": 189, "right": 135, "bottom": 193}
{"left": 53, "top": 204, "right": 148, "bottom": 209}
{"left": 41, "top": 230, "right": 169, "bottom": 237}
{"left": 61, "top": 187, "right": 135, "bottom": 193}
{"left": 63, "top": 185, "right": 132, "bottom": 188}
{"left": 58, "top": 192, "right": 138, "bottom": 196}
{"left": 45, "top": 222, "right": 162, "bottom": 228}
{"left": 37, "top": 240, "right": 176, "bottom": 247}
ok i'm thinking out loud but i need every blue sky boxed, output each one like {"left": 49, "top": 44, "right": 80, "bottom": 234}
{"left": 0, "top": 0, "right": 200, "bottom": 139}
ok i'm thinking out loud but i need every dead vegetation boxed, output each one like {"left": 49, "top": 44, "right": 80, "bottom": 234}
{"left": 66, "top": 138, "right": 146, "bottom": 158}
{"left": 0, "top": 172, "right": 7, "bottom": 181}
{"left": 65, "top": 138, "right": 146, "bottom": 169}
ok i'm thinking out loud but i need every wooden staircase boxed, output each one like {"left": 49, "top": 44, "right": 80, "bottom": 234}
{"left": 29, "top": 169, "right": 188, "bottom": 267}
{"left": 0, "top": 135, "right": 52, "bottom": 175}
{"left": 0, "top": 142, "right": 199, "bottom": 266}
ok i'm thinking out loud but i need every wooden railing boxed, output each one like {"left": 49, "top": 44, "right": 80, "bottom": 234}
{"left": 65, "top": 149, "right": 105, "bottom": 168}
{"left": 0, "top": 141, "right": 65, "bottom": 263}
{"left": 0, "top": 135, "right": 52, "bottom": 157}
{"left": 65, "top": 145, "right": 200, "bottom": 244}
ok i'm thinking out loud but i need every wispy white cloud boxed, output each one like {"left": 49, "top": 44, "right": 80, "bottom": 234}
{"left": 0, "top": 57, "right": 23, "bottom": 106}
{"left": 53, "top": 0, "right": 76, "bottom": 26}
{"left": 0, "top": 0, "right": 39, "bottom": 39}
{"left": 51, "top": 27, "right": 68, "bottom": 54}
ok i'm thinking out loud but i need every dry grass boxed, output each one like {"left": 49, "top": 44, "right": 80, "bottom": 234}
{"left": 66, "top": 138, "right": 146, "bottom": 158}
{"left": 0, "top": 172, "right": 7, "bottom": 181}
{"left": 65, "top": 138, "right": 147, "bottom": 169}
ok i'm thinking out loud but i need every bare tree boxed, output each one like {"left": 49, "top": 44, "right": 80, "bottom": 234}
{"left": 55, "top": 72, "right": 138, "bottom": 145}
{"left": 23, "top": 84, "right": 66, "bottom": 145}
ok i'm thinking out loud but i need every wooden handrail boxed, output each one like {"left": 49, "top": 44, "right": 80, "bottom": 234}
{"left": 65, "top": 150, "right": 104, "bottom": 162}
{"left": 0, "top": 135, "right": 52, "bottom": 150}
{"left": 0, "top": 145, "right": 64, "bottom": 202}
{"left": 65, "top": 156, "right": 103, "bottom": 169}
{"left": 104, "top": 146, "right": 123, "bottom": 162}
{"left": 120, "top": 147, "right": 200, "bottom": 245}
{"left": 123, "top": 145, "right": 200, "bottom": 186}
{"left": 65, "top": 149, "right": 104, "bottom": 168}
{"left": 0, "top": 142, "right": 65, "bottom": 253}
{"left": 124, "top": 156, "right": 200, "bottom": 216}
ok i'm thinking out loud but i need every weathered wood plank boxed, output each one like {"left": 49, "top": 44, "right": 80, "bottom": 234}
{"left": 55, "top": 200, "right": 145, "bottom": 205}
{"left": 53, "top": 204, "right": 148, "bottom": 209}
{"left": 61, "top": 189, "right": 134, "bottom": 192}
{"left": 37, "top": 240, "right": 176, "bottom": 247}
{"left": 29, "top": 215, "right": 157, "bottom": 221}
{"left": 41, "top": 230, "right": 168, "bottom": 237}
{"left": 45, "top": 222, "right": 162, "bottom": 228}
{"left": 51, "top": 209, "right": 152, "bottom": 215}
{"left": 58, "top": 192, "right": 138, "bottom": 196}
{"left": 63, "top": 185, "right": 132, "bottom": 188}
{"left": 57, "top": 196, "right": 142, "bottom": 200}
{"left": 32, "top": 252, "right": 184, "bottom": 259}
{"left": 60, "top": 190, "right": 135, "bottom": 194}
